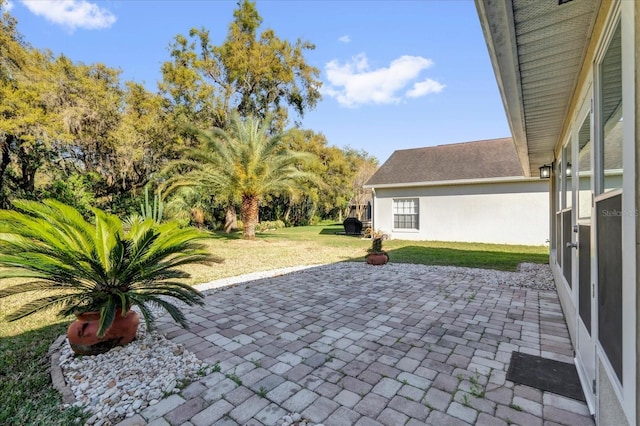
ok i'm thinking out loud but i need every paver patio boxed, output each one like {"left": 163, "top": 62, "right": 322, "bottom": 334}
{"left": 117, "top": 263, "right": 594, "bottom": 425}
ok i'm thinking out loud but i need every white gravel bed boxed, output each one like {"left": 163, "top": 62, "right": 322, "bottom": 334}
{"left": 55, "top": 261, "right": 554, "bottom": 425}
{"left": 58, "top": 321, "right": 212, "bottom": 426}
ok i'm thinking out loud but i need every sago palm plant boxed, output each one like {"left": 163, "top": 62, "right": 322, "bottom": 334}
{"left": 0, "top": 199, "right": 215, "bottom": 337}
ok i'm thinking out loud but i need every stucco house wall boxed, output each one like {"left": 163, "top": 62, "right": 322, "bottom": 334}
{"left": 372, "top": 180, "right": 548, "bottom": 245}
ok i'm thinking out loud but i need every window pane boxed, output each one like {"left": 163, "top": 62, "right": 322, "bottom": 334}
{"left": 577, "top": 115, "right": 592, "bottom": 219}
{"left": 562, "top": 209, "right": 572, "bottom": 288}
{"left": 555, "top": 159, "right": 562, "bottom": 212}
{"left": 578, "top": 224, "right": 591, "bottom": 333}
{"left": 556, "top": 212, "right": 562, "bottom": 265}
{"left": 597, "top": 194, "right": 623, "bottom": 382}
{"left": 393, "top": 199, "right": 418, "bottom": 229}
{"left": 394, "top": 199, "right": 416, "bottom": 214}
{"left": 600, "top": 22, "right": 622, "bottom": 193}
{"left": 564, "top": 145, "right": 572, "bottom": 209}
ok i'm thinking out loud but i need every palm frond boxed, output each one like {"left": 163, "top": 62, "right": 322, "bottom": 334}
{"left": 5, "top": 293, "right": 92, "bottom": 321}
{"left": 137, "top": 296, "right": 190, "bottom": 329}
{"left": 8, "top": 200, "right": 95, "bottom": 254}
{"left": 0, "top": 280, "right": 93, "bottom": 298}
{"left": 130, "top": 281, "right": 204, "bottom": 306}
{"left": 97, "top": 298, "right": 118, "bottom": 338}
{"left": 134, "top": 301, "right": 157, "bottom": 331}
{"left": 0, "top": 199, "right": 216, "bottom": 335}
{"left": 92, "top": 208, "right": 122, "bottom": 271}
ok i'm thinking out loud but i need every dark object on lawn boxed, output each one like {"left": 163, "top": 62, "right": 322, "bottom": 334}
{"left": 343, "top": 217, "right": 363, "bottom": 235}
{"left": 506, "top": 351, "right": 586, "bottom": 402}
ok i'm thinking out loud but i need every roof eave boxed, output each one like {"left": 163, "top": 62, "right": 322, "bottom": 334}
{"left": 364, "top": 175, "right": 542, "bottom": 190}
{"left": 475, "top": 0, "right": 531, "bottom": 177}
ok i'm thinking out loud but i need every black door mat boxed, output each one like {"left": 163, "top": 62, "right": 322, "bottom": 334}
{"left": 506, "top": 351, "right": 586, "bottom": 402}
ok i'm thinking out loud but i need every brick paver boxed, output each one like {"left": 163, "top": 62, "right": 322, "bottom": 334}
{"left": 140, "top": 395, "right": 185, "bottom": 421}
{"left": 121, "top": 263, "right": 594, "bottom": 425}
{"left": 164, "top": 397, "right": 206, "bottom": 425}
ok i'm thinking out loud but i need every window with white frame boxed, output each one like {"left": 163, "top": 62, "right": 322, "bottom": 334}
{"left": 393, "top": 198, "right": 418, "bottom": 229}
{"left": 598, "top": 21, "right": 623, "bottom": 194}
{"left": 596, "top": 17, "right": 623, "bottom": 384}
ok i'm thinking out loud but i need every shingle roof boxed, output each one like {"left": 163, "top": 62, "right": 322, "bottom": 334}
{"left": 365, "top": 137, "right": 524, "bottom": 186}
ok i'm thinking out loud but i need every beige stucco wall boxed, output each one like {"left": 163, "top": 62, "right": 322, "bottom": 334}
{"left": 372, "top": 180, "right": 549, "bottom": 246}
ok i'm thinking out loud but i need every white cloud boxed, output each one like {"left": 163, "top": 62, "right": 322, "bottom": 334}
{"left": 21, "top": 0, "right": 116, "bottom": 30}
{"left": 406, "top": 78, "right": 446, "bottom": 98}
{"left": 338, "top": 35, "right": 351, "bottom": 43}
{"left": 323, "top": 53, "right": 443, "bottom": 108}
{"left": 3, "top": 1, "right": 14, "bottom": 11}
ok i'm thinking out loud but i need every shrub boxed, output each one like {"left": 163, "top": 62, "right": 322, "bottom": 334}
{"left": 0, "top": 199, "right": 217, "bottom": 337}
{"left": 255, "top": 220, "right": 286, "bottom": 232}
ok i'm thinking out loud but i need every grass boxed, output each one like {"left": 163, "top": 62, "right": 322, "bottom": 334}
{"left": 257, "top": 386, "right": 268, "bottom": 398}
{"left": 225, "top": 371, "right": 242, "bottom": 386}
{"left": 0, "top": 287, "right": 87, "bottom": 425}
{"left": 0, "top": 222, "right": 548, "bottom": 424}
{"left": 182, "top": 223, "right": 548, "bottom": 284}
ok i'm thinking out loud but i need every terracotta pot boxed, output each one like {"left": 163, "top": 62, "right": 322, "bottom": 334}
{"left": 67, "top": 309, "right": 140, "bottom": 355}
{"left": 366, "top": 253, "right": 389, "bottom": 265}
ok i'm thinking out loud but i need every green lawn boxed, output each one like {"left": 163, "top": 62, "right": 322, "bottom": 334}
{"left": 184, "top": 223, "right": 548, "bottom": 284}
{"left": 0, "top": 223, "right": 548, "bottom": 424}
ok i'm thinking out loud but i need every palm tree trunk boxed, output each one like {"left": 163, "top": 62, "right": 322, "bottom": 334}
{"left": 0, "top": 140, "right": 12, "bottom": 208}
{"left": 241, "top": 195, "right": 259, "bottom": 239}
{"left": 284, "top": 203, "right": 292, "bottom": 223}
{"left": 224, "top": 205, "right": 237, "bottom": 233}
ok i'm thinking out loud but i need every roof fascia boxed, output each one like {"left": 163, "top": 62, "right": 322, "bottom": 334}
{"left": 364, "top": 176, "right": 542, "bottom": 190}
{"left": 474, "top": 0, "right": 531, "bottom": 177}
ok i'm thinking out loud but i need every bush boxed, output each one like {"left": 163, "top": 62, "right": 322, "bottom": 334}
{"left": 38, "top": 173, "right": 99, "bottom": 217}
{"left": 309, "top": 215, "right": 322, "bottom": 225}
{"left": 256, "top": 220, "right": 286, "bottom": 232}
{"left": 364, "top": 227, "right": 389, "bottom": 240}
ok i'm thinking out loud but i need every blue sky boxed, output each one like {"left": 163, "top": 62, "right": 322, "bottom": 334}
{"left": 4, "top": 0, "right": 511, "bottom": 164}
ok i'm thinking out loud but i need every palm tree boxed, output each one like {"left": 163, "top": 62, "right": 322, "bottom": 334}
{"left": 0, "top": 199, "right": 215, "bottom": 338}
{"left": 164, "top": 113, "right": 317, "bottom": 239}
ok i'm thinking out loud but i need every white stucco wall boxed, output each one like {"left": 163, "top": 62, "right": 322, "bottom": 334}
{"left": 371, "top": 180, "right": 549, "bottom": 246}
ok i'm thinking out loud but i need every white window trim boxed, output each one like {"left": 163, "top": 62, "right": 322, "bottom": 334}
{"left": 392, "top": 198, "right": 419, "bottom": 231}
{"left": 591, "top": 3, "right": 636, "bottom": 424}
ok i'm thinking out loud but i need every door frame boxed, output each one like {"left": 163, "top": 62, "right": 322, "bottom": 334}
{"left": 571, "top": 95, "right": 596, "bottom": 414}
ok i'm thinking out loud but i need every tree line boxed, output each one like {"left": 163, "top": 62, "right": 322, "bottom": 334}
{"left": 0, "top": 0, "right": 377, "bottom": 235}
